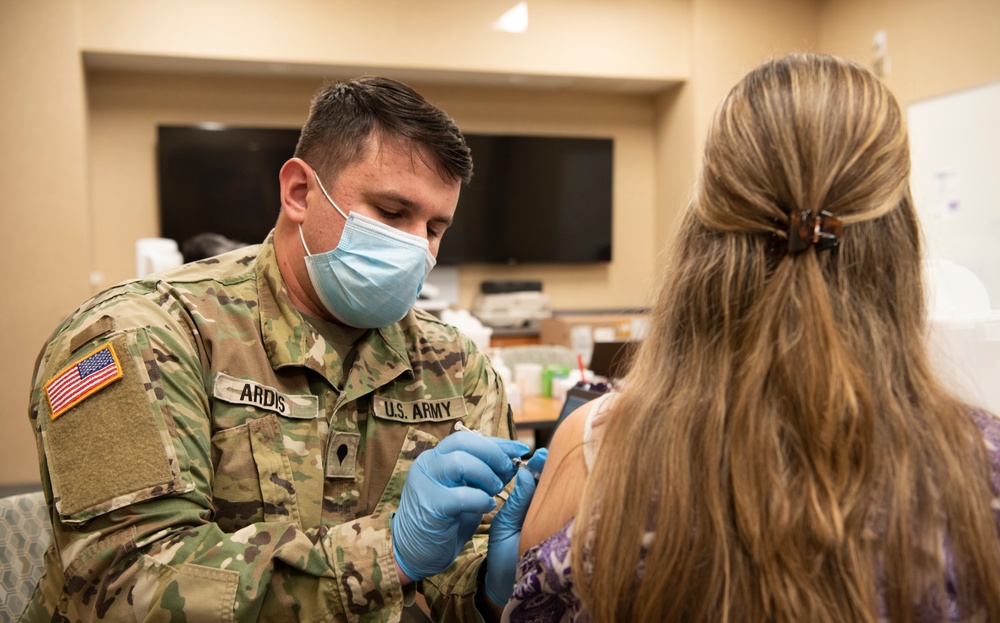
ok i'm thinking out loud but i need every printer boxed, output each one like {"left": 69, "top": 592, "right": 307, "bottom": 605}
{"left": 472, "top": 281, "right": 552, "bottom": 329}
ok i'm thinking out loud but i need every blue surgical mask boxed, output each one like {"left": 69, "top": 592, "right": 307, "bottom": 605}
{"left": 299, "top": 171, "right": 436, "bottom": 328}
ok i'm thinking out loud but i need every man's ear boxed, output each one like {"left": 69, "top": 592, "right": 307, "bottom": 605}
{"left": 279, "top": 158, "right": 311, "bottom": 224}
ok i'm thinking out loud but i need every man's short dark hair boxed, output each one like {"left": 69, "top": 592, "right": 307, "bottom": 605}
{"left": 294, "top": 76, "right": 473, "bottom": 185}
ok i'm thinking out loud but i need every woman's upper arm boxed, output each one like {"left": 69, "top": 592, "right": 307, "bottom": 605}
{"left": 518, "top": 402, "right": 591, "bottom": 558}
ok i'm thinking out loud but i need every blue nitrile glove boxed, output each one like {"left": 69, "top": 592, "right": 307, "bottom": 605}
{"left": 392, "top": 431, "right": 529, "bottom": 581}
{"left": 484, "top": 448, "right": 548, "bottom": 605}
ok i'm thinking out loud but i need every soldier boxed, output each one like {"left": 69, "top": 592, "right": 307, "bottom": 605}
{"left": 25, "top": 76, "right": 544, "bottom": 622}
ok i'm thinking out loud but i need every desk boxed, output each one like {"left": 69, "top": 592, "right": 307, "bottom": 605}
{"left": 512, "top": 395, "right": 563, "bottom": 449}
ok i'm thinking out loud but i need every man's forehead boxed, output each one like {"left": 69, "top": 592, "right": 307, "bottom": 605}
{"left": 366, "top": 134, "right": 458, "bottom": 185}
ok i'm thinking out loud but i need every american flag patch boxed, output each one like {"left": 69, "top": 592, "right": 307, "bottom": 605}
{"left": 45, "top": 344, "right": 123, "bottom": 420}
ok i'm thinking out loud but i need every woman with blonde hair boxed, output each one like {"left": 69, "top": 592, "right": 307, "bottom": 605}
{"left": 504, "top": 53, "right": 1000, "bottom": 622}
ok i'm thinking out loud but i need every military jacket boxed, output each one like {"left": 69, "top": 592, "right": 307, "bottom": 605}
{"left": 24, "top": 235, "right": 513, "bottom": 622}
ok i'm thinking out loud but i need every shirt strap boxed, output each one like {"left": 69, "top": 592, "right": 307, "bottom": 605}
{"left": 583, "top": 392, "right": 616, "bottom": 473}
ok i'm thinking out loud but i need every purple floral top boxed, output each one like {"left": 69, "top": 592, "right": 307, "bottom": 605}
{"left": 502, "top": 410, "right": 1000, "bottom": 623}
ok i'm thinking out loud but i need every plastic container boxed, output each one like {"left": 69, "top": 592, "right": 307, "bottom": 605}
{"left": 514, "top": 363, "right": 544, "bottom": 396}
{"left": 541, "top": 364, "right": 571, "bottom": 397}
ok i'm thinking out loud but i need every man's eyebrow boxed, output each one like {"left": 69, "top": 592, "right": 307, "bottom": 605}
{"left": 432, "top": 212, "right": 454, "bottom": 228}
{"left": 370, "top": 190, "right": 454, "bottom": 227}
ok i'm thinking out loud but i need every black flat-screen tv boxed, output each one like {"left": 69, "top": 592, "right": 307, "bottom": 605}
{"left": 157, "top": 125, "right": 296, "bottom": 248}
{"left": 439, "top": 133, "right": 613, "bottom": 265}
{"left": 156, "top": 126, "right": 614, "bottom": 264}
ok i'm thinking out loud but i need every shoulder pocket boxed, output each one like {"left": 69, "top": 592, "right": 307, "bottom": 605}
{"left": 41, "top": 330, "right": 189, "bottom": 524}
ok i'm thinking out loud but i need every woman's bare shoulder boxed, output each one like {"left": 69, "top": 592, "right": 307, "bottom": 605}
{"left": 518, "top": 402, "right": 592, "bottom": 558}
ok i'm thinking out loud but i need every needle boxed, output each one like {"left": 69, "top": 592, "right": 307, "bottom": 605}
{"left": 454, "top": 421, "right": 541, "bottom": 479}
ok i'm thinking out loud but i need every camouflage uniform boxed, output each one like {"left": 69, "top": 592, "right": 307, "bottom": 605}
{"left": 24, "top": 235, "right": 513, "bottom": 622}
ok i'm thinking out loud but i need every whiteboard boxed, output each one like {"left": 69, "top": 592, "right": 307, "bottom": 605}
{"left": 909, "top": 81, "right": 1000, "bottom": 308}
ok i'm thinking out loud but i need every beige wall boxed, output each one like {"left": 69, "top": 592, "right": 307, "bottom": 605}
{"left": 819, "top": 0, "right": 1000, "bottom": 106}
{"left": 77, "top": 0, "right": 691, "bottom": 87}
{"left": 2, "top": 2, "right": 91, "bottom": 486}
{"left": 3, "top": 0, "right": 999, "bottom": 487}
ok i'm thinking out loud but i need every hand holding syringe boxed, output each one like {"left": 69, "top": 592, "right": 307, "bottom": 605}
{"left": 454, "top": 421, "right": 543, "bottom": 480}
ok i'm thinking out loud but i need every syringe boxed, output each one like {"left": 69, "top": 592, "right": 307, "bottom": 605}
{"left": 454, "top": 421, "right": 541, "bottom": 479}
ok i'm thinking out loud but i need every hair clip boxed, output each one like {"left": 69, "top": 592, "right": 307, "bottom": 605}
{"left": 788, "top": 209, "right": 843, "bottom": 254}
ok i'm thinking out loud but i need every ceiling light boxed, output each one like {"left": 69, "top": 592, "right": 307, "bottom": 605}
{"left": 492, "top": 1, "right": 528, "bottom": 33}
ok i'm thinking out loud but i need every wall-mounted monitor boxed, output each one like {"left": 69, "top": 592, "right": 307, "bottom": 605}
{"left": 156, "top": 126, "right": 614, "bottom": 264}
{"left": 157, "top": 125, "right": 297, "bottom": 248}
{"left": 438, "top": 133, "right": 613, "bottom": 265}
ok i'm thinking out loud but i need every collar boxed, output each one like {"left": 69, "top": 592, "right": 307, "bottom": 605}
{"left": 256, "top": 233, "right": 414, "bottom": 398}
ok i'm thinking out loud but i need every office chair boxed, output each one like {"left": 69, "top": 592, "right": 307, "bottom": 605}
{"left": 0, "top": 491, "right": 51, "bottom": 621}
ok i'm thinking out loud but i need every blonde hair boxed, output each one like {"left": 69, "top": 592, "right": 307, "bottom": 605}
{"left": 573, "top": 54, "right": 1000, "bottom": 622}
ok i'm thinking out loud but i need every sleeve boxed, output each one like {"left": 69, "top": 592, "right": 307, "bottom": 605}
{"left": 30, "top": 290, "right": 406, "bottom": 623}
{"left": 971, "top": 410, "right": 1000, "bottom": 524}
{"left": 420, "top": 335, "right": 515, "bottom": 622}
{"left": 501, "top": 521, "right": 577, "bottom": 623}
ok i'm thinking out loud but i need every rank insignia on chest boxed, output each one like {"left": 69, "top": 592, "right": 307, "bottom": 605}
{"left": 325, "top": 431, "right": 361, "bottom": 479}
{"left": 44, "top": 343, "right": 123, "bottom": 420}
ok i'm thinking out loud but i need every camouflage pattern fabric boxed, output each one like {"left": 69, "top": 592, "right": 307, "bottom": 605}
{"left": 23, "top": 233, "right": 513, "bottom": 622}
